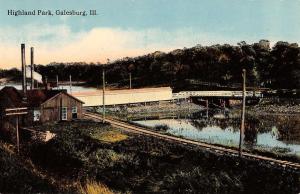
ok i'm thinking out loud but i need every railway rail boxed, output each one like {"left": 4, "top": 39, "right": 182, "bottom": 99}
{"left": 83, "top": 112, "right": 300, "bottom": 170}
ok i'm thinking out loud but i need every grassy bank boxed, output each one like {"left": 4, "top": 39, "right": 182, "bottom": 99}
{"left": 25, "top": 121, "right": 300, "bottom": 193}
{"left": 0, "top": 141, "right": 57, "bottom": 193}
{"left": 96, "top": 101, "right": 203, "bottom": 121}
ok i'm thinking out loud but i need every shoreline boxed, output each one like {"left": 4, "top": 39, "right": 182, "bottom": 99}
{"left": 247, "top": 102, "right": 300, "bottom": 115}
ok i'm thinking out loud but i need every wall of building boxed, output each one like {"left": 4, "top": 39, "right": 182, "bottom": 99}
{"left": 40, "top": 93, "right": 83, "bottom": 122}
{"left": 72, "top": 87, "right": 173, "bottom": 107}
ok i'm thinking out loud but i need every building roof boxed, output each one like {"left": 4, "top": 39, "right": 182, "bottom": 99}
{"left": 72, "top": 86, "right": 172, "bottom": 97}
{"left": 40, "top": 91, "right": 84, "bottom": 105}
{"left": 26, "top": 89, "right": 65, "bottom": 107}
{"left": 0, "top": 86, "right": 83, "bottom": 108}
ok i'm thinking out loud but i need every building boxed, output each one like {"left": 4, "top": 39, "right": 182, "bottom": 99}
{"left": 0, "top": 87, "right": 26, "bottom": 135}
{"left": 0, "top": 86, "right": 84, "bottom": 131}
{"left": 72, "top": 87, "right": 173, "bottom": 107}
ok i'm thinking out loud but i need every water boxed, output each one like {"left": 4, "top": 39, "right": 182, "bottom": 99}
{"left": 133, "top": 110, "right": 300, "bottom": 158}
{"left": 2, "top": 83, "right": 300, "bottom": 158}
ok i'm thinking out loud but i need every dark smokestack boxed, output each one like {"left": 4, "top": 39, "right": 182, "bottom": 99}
{"left": 21, "top": 43, "right": 27, "bottom": 101}
{"left": 30, "top": 47, "right": 34, "bottom": 90}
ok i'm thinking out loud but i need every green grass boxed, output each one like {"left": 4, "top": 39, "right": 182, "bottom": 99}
{"left": 92, "top": 130, "right": 129, "bottom": 143}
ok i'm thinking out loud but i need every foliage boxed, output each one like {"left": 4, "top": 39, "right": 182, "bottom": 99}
{"left": 27, "top": 121, "right": 300, "bottom": 194}
{"left": 6, "top": 40, "right": 296, "bottom": 90}
{"left": 0, "top": 141, "right": 56, "bottom": 193}
{"left": 78, "top": 180, "right": 113, "bottom": 194}
{"left": 0, "top": 68, "right": 21, "bottom": 80}
{"left": 154, "top": 124, "right": 170, "bottom": 131}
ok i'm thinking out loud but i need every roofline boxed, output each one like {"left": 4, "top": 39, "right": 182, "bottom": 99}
{"left": 40, "top": 91, "right": 85, "bottom": 106}
{"left": 63, "top": 91, "right": 85, "bottom": 104}
{"left": 72, "top": 86, "right": 172, "bottom": 96}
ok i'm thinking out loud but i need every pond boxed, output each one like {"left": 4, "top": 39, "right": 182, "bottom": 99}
{"left": 133, "top": 110, "right": 300, "bottom": 159}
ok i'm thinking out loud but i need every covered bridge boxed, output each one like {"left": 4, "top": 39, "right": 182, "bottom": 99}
{"left": 72, "top": 87, "right": 173, "bottom": 107}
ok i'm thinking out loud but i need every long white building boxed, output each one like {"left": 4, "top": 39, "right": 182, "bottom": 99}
{"left": 72, "top": 87, "right": 173, "bottom": 107}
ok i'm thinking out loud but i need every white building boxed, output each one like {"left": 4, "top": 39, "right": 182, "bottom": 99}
{"left": 72, "top": 87, "right": 173, "bottom": 107}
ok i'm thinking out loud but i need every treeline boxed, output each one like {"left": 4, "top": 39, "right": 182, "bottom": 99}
{"left": 2, "top": 40, "right": 300, "bottom": 89}
{"left": 0, "top": 68, "right": 21, "bottom": 81}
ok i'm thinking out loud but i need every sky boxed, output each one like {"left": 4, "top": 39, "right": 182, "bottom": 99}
{"left": 0, "top": 0, "right": 300, "bottom": 69}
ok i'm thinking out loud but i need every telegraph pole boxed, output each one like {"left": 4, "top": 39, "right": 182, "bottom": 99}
{"left": 21, "top": 44, "right": 27, "bottom": 101}
{"left": 239, "top": 69, "right": 246, "bottom": 157}
{"left": 69, "top": 75, "right": 72, "bottom": 93}
{"left": 129, "top": 72, "right": 132, "bottom": 89}
{"left": 102, "top": 59, "right": 108, "bottom": 123}
{"left": 5, "top": 107, "right": 28, "bottom": 154}
{"left": 30, "top": 47, "right": 34, "bottom": 90}
{"left": 16, "top": 116, "right": 19, "bottom": 153}
{"left": 56, "top": 75, "right": 59, "bottom": 89}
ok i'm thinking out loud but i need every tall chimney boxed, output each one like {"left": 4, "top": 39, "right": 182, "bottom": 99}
{"left": 21, "top": 43, "right": 27, "bottom": 101}
{"left": 30, "top": 47, "right": 34, "bottom": 90}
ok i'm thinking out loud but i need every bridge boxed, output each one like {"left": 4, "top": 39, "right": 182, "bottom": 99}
{"left": 72, "top": 87, "right": 173, "bottom": 107}
{"left": 71, "top": 87, "right": 262, "bottom": 107}
{"left": 173, "top": 91, "right": 262, "bottom": 99}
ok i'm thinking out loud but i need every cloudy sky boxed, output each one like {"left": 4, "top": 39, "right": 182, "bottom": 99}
{"left": 0, "top": 0, "right": 300, "bottom": 69}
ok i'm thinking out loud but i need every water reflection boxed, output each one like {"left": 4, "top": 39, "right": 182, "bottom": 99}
{"left": 133, "top": 110, "right": 300, "bottom": 158}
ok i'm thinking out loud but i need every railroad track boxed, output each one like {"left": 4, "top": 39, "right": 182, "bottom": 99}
{"left": 84, "top": 112, "right": 300, "bottom": 170}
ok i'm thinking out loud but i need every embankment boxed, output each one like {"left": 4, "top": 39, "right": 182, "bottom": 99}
{"left": 27, "top": 121, "right": 300, "bottom": 194}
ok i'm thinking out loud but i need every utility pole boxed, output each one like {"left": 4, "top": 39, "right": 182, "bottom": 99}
{"left": 206, "top": 99, "right": 209, "bottom": 118}
{"left": 56, "top": 75, "right": 59, "bottom": 89}
{"left": 30, "top": 47, "right": 34, "bottom": 90}
{"left": 21, "top": 44, "right": 27, "bottom": 101}
{"left": 129, "top": 72, "right": 132, "bottom": 89}
{"left": 69, "top": 75, "right": 72, "bottom": 93}
{"left": 239, "top": 69, "right": 246, "bottom": 157}
{"left": 16, "top": 116, "right": 19, "bottom": 153}
{"left": 5, "top": 107, "right": 28, "bottom": 154}
{"left": 102, "top": 59, "right": 108, "bottom": 123}
{"left": 36, "top": 69, "right": 38, "bottom": 89}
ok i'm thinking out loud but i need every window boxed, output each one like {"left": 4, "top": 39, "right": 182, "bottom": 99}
{"left": 72, "top": 106, "right": 78, "bottom": 119}
{"left": 33, "top": 109, "right": 41, "bottom": 121}
{"left": 72, "top": 106, "right": 77, "bottom": 114}
{"left": 61, "top": 107, "right": 67, "bottom": 120}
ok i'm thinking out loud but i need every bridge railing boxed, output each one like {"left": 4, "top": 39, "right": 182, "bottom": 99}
{"left": 173, "top": 91, "right": 262, "bottom": 98}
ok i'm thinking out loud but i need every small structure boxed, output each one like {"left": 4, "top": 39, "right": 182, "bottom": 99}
{"left": 0, "top": 86, "right": 84, "bottom": 130}
{"left": 0, "top": 87, "right": 26, "bottom": 137}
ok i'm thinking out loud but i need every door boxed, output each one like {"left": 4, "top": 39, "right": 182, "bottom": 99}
{"left": 72, "top": 106, "right": 77, "bottom": 119}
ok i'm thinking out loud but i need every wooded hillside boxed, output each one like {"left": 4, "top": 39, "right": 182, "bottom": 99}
{"left": 1, "top": 40, "right": 299, "bottom": 89}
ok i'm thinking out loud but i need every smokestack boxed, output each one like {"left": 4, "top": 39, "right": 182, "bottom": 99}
{"left": 30, "top": 47, "right": 34, "bottom": 90}
{"left": 21, "top": 43, "right": 27, "bottom": 101}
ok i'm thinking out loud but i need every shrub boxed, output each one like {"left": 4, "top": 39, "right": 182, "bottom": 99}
{"left": 78, "top": 180, "right": 113, "bottom": 194}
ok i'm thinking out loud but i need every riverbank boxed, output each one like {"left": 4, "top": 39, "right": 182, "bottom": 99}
{"left": 2, "top": 120, "right": 300, "bottom": 193}
{"left": 101, "top": 101, "right": 204, "bottom": 120}
{"left": 0, "top": 78, "right": 11, "bottom": 85}
{"left": 247, "top": 98, "right": 300, "bottom": 114}
{"left": 27, "top": 121, "right": 300, "bottom": 193}
{"left": 0, "top": 141, "right": 57, "bottom": 193}
{"left": 249, "top": 104, "right": 300, "bottom": 114}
